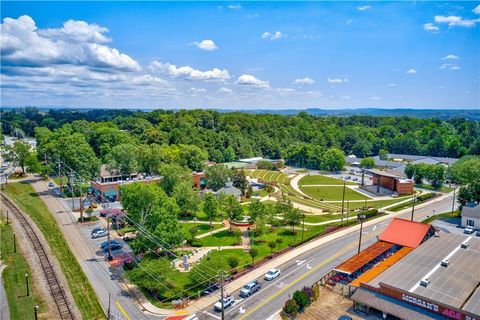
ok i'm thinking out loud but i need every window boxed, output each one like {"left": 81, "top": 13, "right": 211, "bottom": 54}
{"left": 466, "top": 219, "right": 475, "bottom": 227}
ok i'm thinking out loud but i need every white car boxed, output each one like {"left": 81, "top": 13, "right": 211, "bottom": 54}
{"left": 464, "top": 226, "right": 475, "bottom": 234}
{"left": 213, "top": 295, "right": 234, "bottom": 311}
{"left": 264, "top": 268, "right": 281, "bottom": 281}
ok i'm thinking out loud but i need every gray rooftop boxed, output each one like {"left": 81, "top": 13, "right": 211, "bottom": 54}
{"left": 369, "top": 232, "right": 480, "bottom": 313}
{"left": 217, "top": 181, "right": 242, "bottom": 196}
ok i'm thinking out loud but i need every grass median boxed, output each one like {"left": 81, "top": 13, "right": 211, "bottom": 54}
{"left": 0, "top": 219, "right": 47, "bottom": 320}
{"left": 4, "top": 182, "right": 105, "bottom": 320}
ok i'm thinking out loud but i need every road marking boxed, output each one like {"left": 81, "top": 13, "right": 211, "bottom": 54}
{"left": 306, "top": 263, "right": 312, "bottom": 270}
{"left": 275, "top": 281, "right": 285, "bottom": 288}
{"left": 115, "top": 300, "right": 131, "bottom": 320}
{"left": 239, "top": 305, "right": 246, "bottom": 314}
{"left": 239, "top": 243, "right": 359, "bottom": 320}
{"left": 295, "top": 259, "right": 306, "bottom": 266}
{"left": 203, "top": 310, "right": 221, "bottom": 319}
{"left": 372, "top": 225, "right": 377, "bottom": 231}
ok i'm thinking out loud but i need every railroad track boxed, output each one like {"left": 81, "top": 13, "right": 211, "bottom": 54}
{"left": 1, "top": 193, "right": 75, "bottom": 320}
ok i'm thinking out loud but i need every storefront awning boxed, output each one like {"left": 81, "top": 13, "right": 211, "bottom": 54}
{"left": 104, "top": 190, "right": 118, "bottom": 197}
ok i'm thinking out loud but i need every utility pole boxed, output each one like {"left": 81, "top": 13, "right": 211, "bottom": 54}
{"left": 219, "top": 271, "right": 226, "bottom": 320}
{"left": 451, "top": 184, "right": 456, "bottom": 215}
{"left": 410, "top": 193, "right": 416, "bottom": 222}
{"left": 25, "top": 273, "right": 29, "bottom": 296}
{"left": 13, "top": 232, "right": 16, "bottom": 253}
{"left": 57, "top": 159, "right": 62, "bottom": 191}
{"left": 107, "top": 218, "right": 112, "bottom": 260}
{"left": 340, "top": 179, "right": 346, "bottom": 226}
{"left": 357, "top": 214, "right": 366, "bottom": 254}
{"left": 302, "top": 214, "right": 305, "bottom": 241}
{"left": 68, "top": 171, "right": 75, "bottom": 211}
{"left": 346, "top": 200, "right": 350, "bottom": 222}
{"left": 107, "top": 293, "right": 111, "bottom": 319}
{"left": 79, "top": 182, "right": 84, "bottom": 223}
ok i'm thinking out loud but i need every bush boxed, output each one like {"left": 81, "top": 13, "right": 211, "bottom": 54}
{"left": 283, "top": 299, "right": 299, "bottom": 318}
{"left": 312, "top": 283, "right": 320, "bottom": 301}
{"left": 276, "top": 238, "right": 284, "bottom": 245}
{"left": 417, "top": 192, "right": 435, "bottom": 201}
{"left": 227, "top": 256, "right": 239, "bottom": 269}
{"left": 302, "top": 286, "right": 314, "bottom": 300}
{"left": 360, "top": 208, "right": 378, "bottom": 219}
{"left": 190, "top": 240, "right": 203, "bottom": 247}
{"left": 293, "top": 290, "right": 311, "bottom": 310}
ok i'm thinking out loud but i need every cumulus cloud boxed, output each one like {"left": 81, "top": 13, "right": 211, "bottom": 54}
{"left": 194, "top": 39, "right": 218, "bottom": 51}
{"left": 294, "top": 77, "right": 315, "bottom": 85}
{"left": 440, "top": 63, "right": 461, "bottom": 70}
{"left": 227, "top": 4, "right": 241, "bottom": 10}
{"left": 261, "top": 31, "right": 284, "bottom": 40}
{"left": 358, "top": 5, "right": 371, "bottom": 11}
{"left": 434, "top": 15, "right": 479, "bottom": 27}
{"left": 149, "top": 61, "right": 230, "bottom": 80}
{"left": 219, "top": 87, "right": 232, "bottom": 93}
{"left": 190, "top": 87, "right": 207, "bottom": 93}
{"left": 474, "top": 4, "right": 480, "bottom": 14}
{"left": 235, "top": 74, "right": 270, "bottom": 88}
{"left": 132, "top": 74, "right": 170, "bottom": 86}
{"left": 327, "top": 77, "right": 349, "bottom": 83}
{"left": 406, "top": 69, "right": 417, "bottom": 74}
{"left": 1, "top": 15, "right": 140, "bottom": 72}
{"left": 423, "top": 23, "right": 440, "bottom": 32}
{"left": 441, "top": 54, "right": 459, "bottom": 60}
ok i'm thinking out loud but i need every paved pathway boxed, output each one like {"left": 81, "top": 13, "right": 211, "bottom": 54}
{"left": 0, "top": 262, "right": 9, "bottom": 320}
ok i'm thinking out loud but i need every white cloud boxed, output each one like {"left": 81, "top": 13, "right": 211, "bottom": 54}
{"left": 132, "top": 74, "right": 169, "bottom": 86}
{"left": 474, "top": 4, "right": 480, "bottom": 14}
{"left": 235, "top": 74, "right": 270, "bottom": 88}
{"left": 441, "top": 54, "right": 459, "bottom": 60}
{"left": 423, "top": 23, "right": 440, "bottom": 32}
{"left": 194, "top": 39, "right": 218, "bottom": 51}
{"left": 358, "top": 5, "right": 371, "bottom": 11}
{"left": 388, "top": 83, "right": 396, "bottom": 87}
{"left": 440, "top": 63, "right": 461, "bottom": 70}
{"left": 406, "top": 69, "right": 417, "bottom": 74}
{"left": 219, "top": 87, "right": 232, "bottom": 93}
{"left": 227, "top": 4, "right": 241, "bottom": 10}
{"left": 370, "top": 96, "right": 381, "bottom": 100}
{"left": 341, "top": 96, "right": 351, "bottom": 100}
{"left": 189, "top": 87, "right": 207, "bottom": 93}
{"left": 327, "top": 77, "right": 349, "bottom": 83}
{"left": 1, "top": 15, "right": 140, "bottom": 72}
{"left": 149, "top": 61, "right": 230, "bottom": 80}
{"left": 434, "top": 15, "right": 479, "bottom": 27}
{"left": 294, "top": 77, "right": 315, "bottom": 85}
{"left": 261, "top": 31, "right": 284, "bottom": 40}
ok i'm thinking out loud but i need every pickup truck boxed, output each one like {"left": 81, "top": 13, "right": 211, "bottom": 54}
{"left": 239, "top": 280, "right": 261, "bottom": 297}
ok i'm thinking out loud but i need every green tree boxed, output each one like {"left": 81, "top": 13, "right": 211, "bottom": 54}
{"left": 189, "top": 226, "right": 198, "bottom": 240}
{"left": 159, "top": 163, "right": 191, "bottom": 195}
{"left": 137, "top": 144, "right": 164, "bottom": 174}
{"left": 222, "top": 195, "right": 243, "bottom": 229}
{"left": 360, "top": 157, "right": 375, "bottom": 169}
{"left": 233, "top": 170, "right": 248, "bottom": 194}
{"left": 172, "top": 180, "right": 199, "bottom": 217}
{"left": 179, "top": 144, "right": 208, "bottom": 171}
{"left": 321, "top": 148, "right": 345, "bottom": 171}
{"left": 205, "top": 165, "right": 234, "bottom": 191}
{"left": 189, "top": 256, "right": 228, "bottom": 289}
{"left": 153, "top": 198, "right": 183, "bottom": 249}
{"left": 227, "top": 256, "right": 239, "bottom": 270}
{"left": 249, "top": 199, "right": 266, "bottom": 220}
{"left": 458, "top": 181, "right": 480, "bottom": 205}
{"left": 285, "top": 207, "right": 302, "bottom": 233}
{"left": 121, "top": 182, "right": 163, "bottom": 230}
{"left": 379, "top": 149, "right": 389, "bottom": 160}
{"left": 256, "top": 160, "right": 274, "bottom": 170}
{"left": 268, "top": 240, "right": 277, "bottom": 254}
{"left": 448, "top": 156, "right": 480, "bottom": 185}
{"left": 292, "top": 290, "right": 311, "bottom": 309}
{"left": 224, "top": 146, "right": 235, "bottom": 162}
{"left": 203, "top": 193, "right": 220, "bottom": 229}
{"left": 249, "top": 248, "right": 258, "bottom": 266}
{"left": 10, "top": 141, "right": 32, "bottom": 174}
{"left": 126, "top": 258, "right": 178, "bottom": 298}
{"left": 283, "top": 299, "right": 299, "bottom": 318}
{"left": 107, "top": 143, "right": 139, "bottom": 177}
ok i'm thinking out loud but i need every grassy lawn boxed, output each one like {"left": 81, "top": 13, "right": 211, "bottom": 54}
{"left": 303, "top": 214, "right": 342, "bottom": 223}
{"left": 0, "top": 220, "right": 47, "bottom": 320}
{"left": 199, "top": 229, "right": 242, "bottom": 247}
{"left": 339, "top": 197, "right": 410, "bottom": 210}
{"left": 300, "top": 186, "right": 367, "bottom": 201}
{"left": 299, "top": 175, "right": 355, "bottom": 185}
{"left": 5, "top": 182, "right": 104, "bottom": 320}
{"left": 422, "top": 210, "right": 461, "bottom": 224}
{"left": 415, "top": 184, "right": 454, "bottom": 193}
{"left": 252, "top": 189, "right": 270, "bottom": 197}
{"left": 388, "top": 196, "right": 435, "bottom": 212}
{"left": 181, "top": 223, "right": 222, "bottom": 239}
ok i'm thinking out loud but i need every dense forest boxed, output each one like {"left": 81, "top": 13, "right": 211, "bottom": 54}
{"left": 2, "top": 108, "right": 479, "bottom": 175}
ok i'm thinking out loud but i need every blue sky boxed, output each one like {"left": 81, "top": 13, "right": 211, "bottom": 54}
{"left": 1, "top": 1, "right": 479, "bottom": 109}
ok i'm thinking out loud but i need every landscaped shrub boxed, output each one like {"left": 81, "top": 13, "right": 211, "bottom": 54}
{"left": 293, "top": 289, "right": 311, "bottom": 310}
{"left": 302, "top": 286, "right": 315, "bottom": 300}
{"left": 227, "top": 256, "right": 239, "bottom": 270}
{"left": 312, "top": 283, "right": 320, "bottom": 300}
{"left": 417, "top": 192, "right": 435, "bottom": 201}
{"left": 360, "top": 208, "right": 378, "bottom": 219}
{"left": 283, "top": 299, "right": 299, "bottom": 318}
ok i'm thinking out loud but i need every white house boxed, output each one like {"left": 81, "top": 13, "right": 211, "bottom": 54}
{"left": 461, "top": 203, "right": 480, "bottom": 228}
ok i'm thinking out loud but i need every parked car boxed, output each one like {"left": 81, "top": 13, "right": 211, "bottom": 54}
{"left": 204, "top": 283, "right": 220, "bottom": 295}
{"left": 338, "top": 316, "right": 353, "bottom": 320}
{"left": 0, "top": 168, "right": 4, "bottom": 174}
{"left": 264, "top": 268, "right": 281, "bottom": 281}
{"left": 48, "top": 182, "right": 55, "bottom": 188}
{"left": 53, "top": 188, "right": 61, "bottom": 196}
{"left": 122, "top": 231, "right": 138, "bottom": 241}
{"left": 345, "top": 175, "right": 352, "bottom": 180}
{"left": 102, "top": 243, "right": 122, "bottom": 252}
{"left": 92, "top": 229, "right": 108, "bottom": 239}
{"left": 352, "top": 177, "right": 358, "bottom": 181}
{"left": 239, "top": 280, "right": 261, "bottom": 297}
{"left": 90, "top": 227, "right": 105, "bottom": 236}
{"left": 213, "top": 295, "right": 235, "bottom": 311}
{"left": 464, "top": 226, "right": 475, "bottom": 234}
{"left": 100, "top": 239, "right": 121, "bottom": 249}
{"left": 476, "top": 230, "right": 480, "bottom": 237}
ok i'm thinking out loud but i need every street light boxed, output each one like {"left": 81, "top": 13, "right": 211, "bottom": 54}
{"left": 410, "top": 193, "right": 417, "bottom": 222}
{"left": 25, "top": 273, "right": 29, "bottom": 296}
{"left": 34, "top": 305, "right": 39, "bottom": 320}
{"left": 357, "top": 214, "right": 367, "bottom": 254}
{"left": 340, "top": 179, "right": 346, "bottom": 226}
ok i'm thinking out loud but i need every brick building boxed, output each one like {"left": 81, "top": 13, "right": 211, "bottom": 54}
{"left": 367, "top": 169, "right": 413, "bottom": 195}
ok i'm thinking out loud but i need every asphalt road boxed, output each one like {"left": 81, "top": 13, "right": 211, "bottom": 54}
{"left": 197, "top": 192, "right": 457, "bottom": 320}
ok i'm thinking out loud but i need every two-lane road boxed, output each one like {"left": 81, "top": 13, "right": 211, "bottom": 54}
{"left": 198, "top": 192, "right": 457, "bottom": 320}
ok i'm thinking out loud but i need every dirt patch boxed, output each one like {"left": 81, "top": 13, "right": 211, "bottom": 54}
{"left": 298, "top": 286, "right": 363, "bottom": 320}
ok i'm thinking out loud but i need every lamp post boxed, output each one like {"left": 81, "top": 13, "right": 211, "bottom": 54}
{"left": 340, "top": 179, "right": 346, "bottom": 226}
{"left": 357, "top": 214, "right": 366, "bottom": 254}
{"left": 301, "top": 214, "right": 305, "bottom": 242}
{"left": 451, "top": 183, "right": 456, "bottom": 215}
{"left": 410, "top": 193, "right": 417, "bottom": 222}
{"left": 34, "top": 305, "right": 39, "bottom": 320}
{"left": 25, "top": 273, "right": 29, "bottom": 296}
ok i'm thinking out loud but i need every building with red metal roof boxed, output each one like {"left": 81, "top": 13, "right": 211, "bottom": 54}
{"left": 378, "top": 218, "right": 435, "bottom": 248}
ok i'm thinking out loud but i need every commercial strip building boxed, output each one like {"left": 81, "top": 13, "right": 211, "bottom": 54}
{"left": 331, "top": 218, "right": 480, "bottom": 320}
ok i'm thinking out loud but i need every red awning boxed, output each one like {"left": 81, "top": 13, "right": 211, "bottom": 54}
{"left": 379, "top": 218, "right": 432, "bottom": 248}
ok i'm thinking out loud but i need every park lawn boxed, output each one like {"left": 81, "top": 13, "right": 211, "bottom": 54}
{"left": 5, "top": 182, "right": 105, "bottom": 320}
{"left": 336, "top": 197, "right": 409, "bottom": 210}
{"left": 252, "top": 189, "right": 270, "bottom": 197}
{"left": 181, "top": 223, "right": 222, "bottom": 239}
{"left": 193, "top": 210, "right": 224, "bottom": 222}
{"left": 199, "top": 229, "right": 242, "bottom": 247}
{"left": 300, "top": 186, "right": 367, "bottom": 201}
{"left": 298, "top": 175, "right": 355, "bottom": 186}
{"left": 205, "top": 249, "right": 251, "bottom": 269}
{"left": 303, "top": 214, "right": 342, "bottom": 224}
{"left": 140, "top": 270, "right": 191, "bottom": 309}
{"left": 0, "top": 220, "right": 47, "bottom": 320}
{"left": 422, "top": 210, "right": 460, "bottom": 224}
{"left": 415, "top": 184, "right": 454, "bottom": 193}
